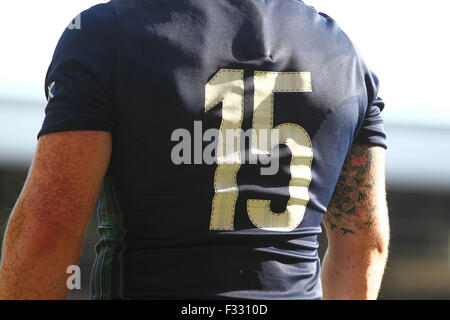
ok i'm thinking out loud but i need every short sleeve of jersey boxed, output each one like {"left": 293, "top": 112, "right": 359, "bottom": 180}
{"left": 38, "top": 4, "right": 118, "bottom": 139}
{"left": 354, "top": 70, "right": 387, "bottom": 149}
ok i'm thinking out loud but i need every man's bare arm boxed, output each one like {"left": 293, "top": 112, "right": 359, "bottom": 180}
{"left": 0, "top": 131, "right": 111, "bottom": 299}
{"left": 321, "top": 144, "right": 390, "bottom": 300}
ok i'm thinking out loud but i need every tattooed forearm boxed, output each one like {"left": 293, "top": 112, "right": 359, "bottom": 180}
{"left": 321, "top": 144, "right": 389, "bottom": 300}
{"left": 324, "top": 145, "right": 379, "bottom": 235}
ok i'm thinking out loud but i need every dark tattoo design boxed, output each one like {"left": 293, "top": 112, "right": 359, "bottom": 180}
{"left": 324, "top": 145, "right": 378, "bottom": 236}
{"left": 339, "top": 227, "right": 356, "bottom": 235}
{"left": 363, "top": 220, "right": 376, "bottom": 228}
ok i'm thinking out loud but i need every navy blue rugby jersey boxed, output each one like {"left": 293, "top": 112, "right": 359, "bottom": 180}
{"left": 38, "top": 0, "right": 386, "bottom": 299}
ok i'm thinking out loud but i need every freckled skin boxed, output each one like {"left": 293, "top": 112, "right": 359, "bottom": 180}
{"left": 0, "top": 131, "right": 111, "bottom": 299}
{"left": 321, "top": 144, "right": 390, "bottom": 300}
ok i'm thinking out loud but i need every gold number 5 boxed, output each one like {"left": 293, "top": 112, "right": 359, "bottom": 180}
{"left": 205, "top": 69, "right": 313, "bottom": 232}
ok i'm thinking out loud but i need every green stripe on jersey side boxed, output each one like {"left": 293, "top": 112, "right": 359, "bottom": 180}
{"left": 91, "top": 174, "right": 125, "bottom": 300}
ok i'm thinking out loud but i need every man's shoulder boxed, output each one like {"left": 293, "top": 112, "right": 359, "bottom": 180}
{"left": 57, "top": 3, "right": 118, "bottom": 49}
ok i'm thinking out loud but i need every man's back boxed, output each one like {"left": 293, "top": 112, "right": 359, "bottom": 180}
{"left": 37, "top": 0, "right": 386, "bottom": 299}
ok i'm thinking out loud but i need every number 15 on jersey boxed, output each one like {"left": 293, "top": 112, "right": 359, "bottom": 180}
{"left": 205, "top": 69, "right": 314, "bottom": 233}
